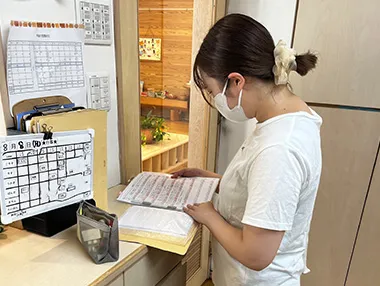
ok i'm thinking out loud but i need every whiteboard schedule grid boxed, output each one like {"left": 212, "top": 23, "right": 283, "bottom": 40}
{"left": 0, "top": 130, "right": 94, "bottom": 224}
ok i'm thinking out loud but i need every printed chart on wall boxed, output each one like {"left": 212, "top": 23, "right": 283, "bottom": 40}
{"left": 0, "top": 130, "right": 94, "bottom": 224}
{"left": 139, "top": 38, "right": 161, "bottom": 61}
{"left": 76, "top": 0, "right": 112, "bottom": 45}
{"left": 6, "top": 22, "right": 87, "bottom": 113}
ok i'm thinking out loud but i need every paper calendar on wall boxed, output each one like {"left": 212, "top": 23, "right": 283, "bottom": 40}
{"left": 139, "top": 38, "right": 162, "bottom": 61}
{"left": 6, "top": 21, "right": 87, "bottom": 113}
{"left": 0, "top": 129, "right": 94, "bottom": 224}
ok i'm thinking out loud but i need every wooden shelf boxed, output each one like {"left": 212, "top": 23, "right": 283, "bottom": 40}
{"left": 141, "top": 133, "right": 188, "bottom": 173}
{"left": 141, "top": 96, "right": 188, "bottom": 110}
{"left": 162, "top": 160, "right": 188, "bottom": 174}
{"left": 141, "top": 133, "right": 189, "bottom": 161}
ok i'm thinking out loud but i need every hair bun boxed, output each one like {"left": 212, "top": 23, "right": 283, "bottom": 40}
{"left": 295, "top": 52, "right": 318, "bottom": 76}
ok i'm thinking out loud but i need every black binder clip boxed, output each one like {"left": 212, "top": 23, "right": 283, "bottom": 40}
{"left": 42, "top": 124, "right": 53, "bottom": 140}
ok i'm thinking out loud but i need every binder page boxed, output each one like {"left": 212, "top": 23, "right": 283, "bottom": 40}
{"left": 119, "top": 206, "right": 193, "bottom": 237}
{"left": 117, "top": 172, "right": 219, "bottom": 211}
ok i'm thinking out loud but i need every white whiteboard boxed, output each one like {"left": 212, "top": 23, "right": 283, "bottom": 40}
{"left": 0, "top": 130, "right": 94, "bottom": 224}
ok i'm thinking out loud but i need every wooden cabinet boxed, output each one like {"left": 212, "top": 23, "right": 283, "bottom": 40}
{"left": 302, "top": 107, "right": 380, "bottom": 286}
{"left": 107, "top": 274, "right": 124, "bottom": 286}
{"left": 123, "top": 248, "right": 183, "bottom": 286}
{"left": 291, "top": 0, "right": 380, "bottom": 108}
{"left": 157, "top": 263, "right": 186, "bottom": 286}
{"left": 106, "top": 248, "right": 186, "bottom": 286}
{"left": 346, "top": 148, "right": 380, "bottom": 286}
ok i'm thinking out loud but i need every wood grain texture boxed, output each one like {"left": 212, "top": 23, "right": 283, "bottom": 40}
{"left": 114, "top": 0, "right": 142, "bottom": 182}
{"left": 206, "top": 0, "right": 225, "bottom": 172}
{"left": 139, "top": 7, "right": 193, "bottom": 97}
{"left": 139, "top": 0, "right": 193, "bottom": 9}
{"left": 187, "top": 1, "right": 214, "bottom": 285}
{"left": 140, "top": 96, "right": 188, "bottom": 110}
{"left": 188, "top": 0, "right": 213, "bottom": 170}
{"left": 291, "top": 0, "right": 380, "bottom": 108}
{"left": 346, "top": 144, "right": 380, "bottom": 286}
{"left": 302, "top": 107, "right": 380, "bottom": 286}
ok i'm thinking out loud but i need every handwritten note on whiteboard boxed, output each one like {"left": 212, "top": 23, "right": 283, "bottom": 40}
{"left": 0, "top": 130, "right": 94, "bottom": 224}
{"left": 6, "top": 25, "right": 87, "bottom": 112}
{"left": 117, "top": 172, "right": 219, "bottom": 211}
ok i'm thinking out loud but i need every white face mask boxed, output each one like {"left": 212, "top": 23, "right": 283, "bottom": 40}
{"left": 214, "top": 81, "right": 249, "bottom": 123}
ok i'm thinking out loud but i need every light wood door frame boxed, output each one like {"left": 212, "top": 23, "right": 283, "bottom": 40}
{"left": 114, "top": 0, "right": 226, "bottom": 285}
{"left": 187, "top": 0, "right": 226, "bottom": 285}
{"left": 114, "top": 0, "right": 142, "bottom": 184}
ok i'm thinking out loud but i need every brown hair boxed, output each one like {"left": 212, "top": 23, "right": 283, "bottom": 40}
{"left": 193, "top": 14, "right": 317, "bottom": 102}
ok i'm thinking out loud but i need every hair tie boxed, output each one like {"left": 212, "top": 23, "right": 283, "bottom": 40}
{"left": 272, "top": 40, "right": 297, "bottom": 85}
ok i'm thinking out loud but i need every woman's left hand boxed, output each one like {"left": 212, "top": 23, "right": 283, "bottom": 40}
{"left": 184, "top": 202, "right": 219, "bottom": 226}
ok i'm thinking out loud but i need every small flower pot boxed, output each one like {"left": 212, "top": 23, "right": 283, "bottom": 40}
{"left": 141, "top": 128, "right": 154, "bottom": 144}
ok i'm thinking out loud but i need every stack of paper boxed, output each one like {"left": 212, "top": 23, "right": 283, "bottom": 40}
{"left": 117, "top": 172, "right": 219, "bottom": 253}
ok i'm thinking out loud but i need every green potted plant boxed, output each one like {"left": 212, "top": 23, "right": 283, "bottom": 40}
{"left": 141, "top": 110, "right": 168, "bottom": 145}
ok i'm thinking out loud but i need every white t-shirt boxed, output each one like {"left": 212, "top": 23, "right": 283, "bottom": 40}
{"left": 212, "top": 110, "right": 322, "bottom": 286}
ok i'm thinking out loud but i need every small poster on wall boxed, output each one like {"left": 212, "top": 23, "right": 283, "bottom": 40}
{"left": 139, "top": 37, "right": 162, "bottom": 61}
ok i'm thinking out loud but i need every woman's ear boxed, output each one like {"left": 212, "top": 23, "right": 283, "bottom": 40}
{"left": 227, "top": 72, "right": 245, "bottom": 98}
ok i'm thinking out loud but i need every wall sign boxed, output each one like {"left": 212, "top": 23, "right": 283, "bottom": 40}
{"left": 139, "top": 38, "right": 162, "bottom": 61}
{"left": 76, "top": 0, "right": 112, "bottom": 45}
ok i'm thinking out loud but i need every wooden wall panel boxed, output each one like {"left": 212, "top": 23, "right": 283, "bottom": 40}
{"left": 139, "top": 0, "right": 193, "bottom": 9}
{"left": 139, "top": 2, "right": 193, "bottom": 97}
{"left": 291, "top": 0, "right": 380, "bottom": 108}
{"left": 346, "top": 143, "right": 380, "bottom": 286}
{"left": 302, "top": 107, "right": 380, "bottom": 286}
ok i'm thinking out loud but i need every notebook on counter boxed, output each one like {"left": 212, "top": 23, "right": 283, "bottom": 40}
{"left": 117, "top": 172, "right": 219, "bottom": 255}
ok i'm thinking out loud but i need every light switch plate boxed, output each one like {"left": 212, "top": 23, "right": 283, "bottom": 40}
{"left": 86, "top": 73, "right": 111, "bottom": 111}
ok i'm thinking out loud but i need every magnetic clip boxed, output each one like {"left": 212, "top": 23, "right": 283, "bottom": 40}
{"left": 42, "top": 124, "right": 53, "bottom": 140}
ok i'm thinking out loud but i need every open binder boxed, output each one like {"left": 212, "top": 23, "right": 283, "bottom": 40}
{"left": 117, "top": 172, "right": 219, "bottom": 255}
{"left": 119, "top": 212, "right": 199, "bottom": 255}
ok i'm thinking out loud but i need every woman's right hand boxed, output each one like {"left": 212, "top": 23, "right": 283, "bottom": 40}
{"left": 171, "top": 168, "right": 222, "bottom": 179}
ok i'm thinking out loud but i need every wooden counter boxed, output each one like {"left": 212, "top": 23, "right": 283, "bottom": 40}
{"left": 0, "top": 186, "right": 185, "bottom": 286}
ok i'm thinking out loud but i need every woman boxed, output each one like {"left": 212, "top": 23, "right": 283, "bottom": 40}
{"left": 173, "top": 14, "right": 322, "bottom": 285}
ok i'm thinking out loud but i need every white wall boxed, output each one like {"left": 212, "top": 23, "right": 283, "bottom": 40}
{"left": 217, "top": 0, "right": 297, "bottom": 174}
{"left": 0, "top": 0, "right": 120, "bottom": 187}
